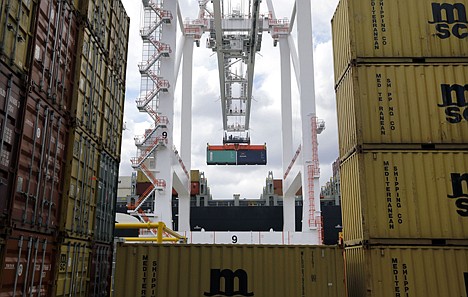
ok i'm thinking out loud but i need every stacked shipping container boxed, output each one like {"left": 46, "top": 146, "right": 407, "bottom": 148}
{"left": 0, "top": 0, "right": 129, "bottom": 296}
{"left": 332, "top": 0, "right": 468, "bottom": 296}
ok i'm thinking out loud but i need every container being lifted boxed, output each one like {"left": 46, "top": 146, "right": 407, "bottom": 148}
{"left": 207, "top": 143, "right": 267, "bottom": 165}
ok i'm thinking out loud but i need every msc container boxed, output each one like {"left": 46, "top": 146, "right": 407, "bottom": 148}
{"left": 108, "top": 0, "right": 129, "bottom": 83}
{"left": 340, "top": 150, "right": 468, "bottom": 246}
{"left": 79, "top": 0, "right": 111, "bottom": 51}
{"left": 60, "top": 127, "right": 99, "bottom": 240}
{"left": 0, "top": 0, "right": 37, "bottom": 75}
{"left": 136, "top": 171, "right": 150, "bottom": 183}
{"left": 0, "top": 229, "right": 57, "bottom": 297}
{"left": 237, "top": 149, "right": 267, "bottom": 165}
{"left": 332, "top": 0, "right": 468, "bottom": 83}
{"left": 101, "top": 68, "right": 124, "bottom": 160}
{"left": 114, "top": 244, "right": 345, "bottom": 297}
{"left": 29, "top": 0, "right": 78, "bottom": 113}
{"left": 94, "top": 152, "right": 118, "bottom": 244}
{"left": 345, "top": 245, "right": 468, "bottom": 297}
{"left": 336, "top": 64, "right": 468, "bottom": 158}
{"left": 0, "top": 64, "right": 24, "bottom": 226}
{"left": 12, "top": 95, "right": 68, "bottom": 234}
{"left": 71, "top": 27, "right": 107, "bottom": 141}
{"left": 88, "top": 243, "right": 112, "bottom": 297}
{"left": 55, "top": 238, "right": 91, "bottom": 297}
{"left": 190, "top": 170, "right": 200, "bottom": 182}
{"left": 207, "top": 150, "right": 237, "bottom": 165}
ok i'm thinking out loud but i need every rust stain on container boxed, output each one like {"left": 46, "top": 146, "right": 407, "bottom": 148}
{"left": 29, "top": 0, "right": 78, "bottom": 113}
{"left": 54, "top": 238, "right": 91, "bottom": 297}
{"left": 340, "top": 151, "right": 468, "bottom": 246}
{"left": 71, "top": 27, "right": 107, "bottom": 141}
{"left": 0, "top": 229, "right": 57, "bottom": 297}
{"left": 114, "top": 244, "right": 345, "bottom": 297}
{"left": 60, "top": 127, "right": 99, "bottom": 240}
{"left": 345, "top": 245, "right": 468, "bottom": 297}
{"left": 336, "top": 64, "right": 468, "bottom": 158}
{"left": 88, "top": 242, "right": 113, "bottom": 297}
{"left": 0, "top": 63, "right": 25, "bottom": 224}
{"left": 12, "top": 95, "right": 68, "bottom": 234}
{"left": 94, "top": 152, "right": 118, "bottom": 244}
{"left": 0, "top": 0, "right": 37, "bottom": 75}
{"left": 332, "top": 0, "right": 468, "bottom": 82}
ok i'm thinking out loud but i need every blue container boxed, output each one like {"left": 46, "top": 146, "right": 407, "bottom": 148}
{"left": 236, "top": 149, "right": 267, "bottom": 165}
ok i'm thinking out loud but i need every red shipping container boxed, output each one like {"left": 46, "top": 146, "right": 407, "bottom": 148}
{"left": 29, "top": 0, "right": 78, "bottom": 113}
{"left": 135, "top": 182, "right": 152, "bottom": 196}
{"left": 0, "top": 229, "right": 57, "bottom": 297}
{"left": 0, "top": 62, "right": 26, "bottom": 226}
{"left": 12, "top": 95, "right": 68, "bottom": 234}
{"left": 190, "top": 182, "right": 200, "bottom": 196}
{"left": 88, "top": 242, "right": 113, "bottom": 297}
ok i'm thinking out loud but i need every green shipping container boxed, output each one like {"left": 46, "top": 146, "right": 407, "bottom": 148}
{"left": 207, "top": 150, "right": 237, "bottom": 165}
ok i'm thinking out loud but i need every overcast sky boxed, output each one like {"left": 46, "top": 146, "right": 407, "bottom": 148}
{"left": 119, "top": 0, "right": 340, "bottom": 199}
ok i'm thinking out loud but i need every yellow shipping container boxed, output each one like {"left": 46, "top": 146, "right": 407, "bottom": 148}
{"left": 345, "top": 245, "right": 468, "bottom": 297}
{"left": 340, "top": 151, "right": 468, "bottom": 246}
{"left": 332, "top": 0, "right": 468, "bottom": 83}
{"left": 60, "top": 127, "right": 99, "bottom": 240}
{"left": 114, "top": 244, "right": 345, "bottom": 297}
{"left": 101, "top": 67, "right": 125, "bottom": 160}
{"left": 336, "top": 64, "right": 468, "bottom": 158}
{"left": 71, "top": 27, "right": 107, "bottom": 141}
{"left": 136, "top": 170, "right": 150, "bottom": 183}
{"left": 79, "top": 0, "right": 111, "bottom": 51}
{"left": 190, "top": 170, "right": 200, "bottom": 182}
{"left": 108, "top": 0, "right": 130, "bottom": 83}
{"left": 0, "top": 0, "right": 36, "bottom": 74}
{"left": 55, "top": 238, "right": 91, "bottom": 297}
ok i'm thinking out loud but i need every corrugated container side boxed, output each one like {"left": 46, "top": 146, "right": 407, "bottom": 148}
{"left": 114, "top": 244, "right": 345, "bottom": 297}
{"left": 79, "top": 0, "right": 111, "bottom": 52}
{"left": 60, "top": 127, "right": 99, "bottom": 240}
{"left": 11, "top": 95, "right": 68, "bottom": 234}
{"left": 94, "top": 152, "right": 118, "bottom": 244}
{"left": 88, "top": 243, "right": 112, "bottom": 297}
{"left": 206, "top": 150, "right": 237, "bottom": 165}
{"left": 345, "top": 246, "right": 468, "bottom": 297}
{"left": 136, "top": 182, "right": 152, "bottom": 196}
{"left": 341, "top": 151, "right": 468, "bottom": 246}
{"left": 237, "top": 149, "right": 267, "bottom": 165}
{"left": 71, "top": 27, "right": 106, "bottom": 141}
{"left": 101, "top": 67, "right": 124, "bottom": 160}
{"left": 336, "top": 64, "right": 468, "bottom": 158}
{"left": 29, "top": 0, "right": 78, "bottom": 113}
{"left": 331, "top": 0, "right": 468, "bottom": 83}
{"left": 54, "top": 238, "right": 91, "bottom": 297}
{"left": 0, "top": 0, "right": 37, "bottom": 75}
{"left": 108, "top": 0, "right": 130, "bottom": 83}
{"left": 0, "top": 229, "right": 57, "bottom": 297}
{"left": 0, "top": 63, "right": 24, "bottom": 226}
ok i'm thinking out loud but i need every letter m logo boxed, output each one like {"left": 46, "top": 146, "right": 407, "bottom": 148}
{"left": 204, "top": 269, "right": 254, "bottom": 296}
{"left": 447, "top": 173, "right": 468, "bottom": 199}
{"left": 429, "top": 3, "right": 468, "bottom": 24}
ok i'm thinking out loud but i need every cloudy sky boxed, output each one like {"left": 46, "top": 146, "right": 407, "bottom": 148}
{"left": 119, "top": 0, "right": 340, "bottom": 199}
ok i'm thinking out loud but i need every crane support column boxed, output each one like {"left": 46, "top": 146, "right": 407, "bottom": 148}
{"left": 296, "top": 0, "right": 321, "bottom": 241}
{"left": 178, "top": 36, "right": 195, "bottom": 232}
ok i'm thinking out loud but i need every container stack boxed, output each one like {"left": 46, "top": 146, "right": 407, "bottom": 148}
{"left": 56, "top": 1, "right": 129, "bottom": 296}
{"left": 331, "top": 0, "right": 468, "bottom": 296}
{"left": 0, "top": 1, "right": 129, "bottom": 296}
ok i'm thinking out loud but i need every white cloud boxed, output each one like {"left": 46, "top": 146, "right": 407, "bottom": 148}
{"left": 119, "top": 0, "right": 340, "bottom": 199}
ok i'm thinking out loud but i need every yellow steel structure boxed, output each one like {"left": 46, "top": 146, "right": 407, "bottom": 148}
{"left": 114, "top": 222, "right": 187, "bottom": 243}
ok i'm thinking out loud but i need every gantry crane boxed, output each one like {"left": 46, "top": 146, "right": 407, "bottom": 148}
{"left": 131, "top": 0, "right": 325, "bottom": 244}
